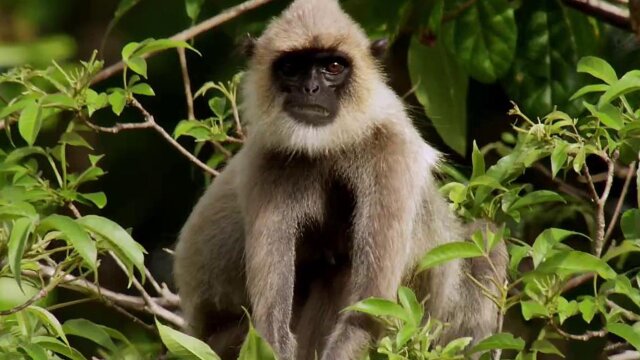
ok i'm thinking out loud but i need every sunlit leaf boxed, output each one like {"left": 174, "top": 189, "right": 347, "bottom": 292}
{"left": 577, "top": 56, "right": 618, "bottom": 84}
{"left": 470, "top": 333, "right": 525, "bottom": 353}
{"left": 27, "top": 306, "right": 69, "bottom": 346}
{"left": 39, "top": 215, "right": 97, "bottom": 271}
{"left": 344, "top": 298, "right": 410, "bottom": 322}
{"left": 508, "top": 190, "right": 565, "bottom": 212}
{"left": 397, "top": 286, "right": 423, "bottom": 326}
{"left": 238, "top": 322, "right": 276, "bottom": 360}
{"left": 157, "top": 319, "right": 220, "bottom": 360}
{"left": 578, "top": 297, "right": 597, "bottom": 323}
{"left": 8, "top": 217, "right": 33, "bottom": 289}
{"left": 536, "top": 250, "right": 616, "bottom": 279}
{"left": 621, "top": 209, "right": 640, "bottom": 240}
{"left": 63, "top": 319, "right": 118, "bottom": 352}
{"left": 598, "top": 70, "right": 640, "bottom": 107}
{"left": 606, "top": 323, "right": 640, "bottom": 351}
{"left": 417, "top": 242, "right": 483, "bottom": 272}
{"left": 18, "top": 102, "right": 42, "bottom": 146}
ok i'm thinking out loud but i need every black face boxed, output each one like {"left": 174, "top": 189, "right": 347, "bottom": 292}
{"left": 272, "top": 49, "right": 352, "bottom": 127}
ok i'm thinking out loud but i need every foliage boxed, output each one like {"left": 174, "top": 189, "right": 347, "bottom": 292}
{"left": 1, "top": 0, "right": 639, "bottom": 359}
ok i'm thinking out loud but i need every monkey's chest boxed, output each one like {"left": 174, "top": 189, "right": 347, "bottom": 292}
{"left": 295, "top": 178, "right": 355, "bottom": 277}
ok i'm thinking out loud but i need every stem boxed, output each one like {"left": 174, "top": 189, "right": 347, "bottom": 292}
{"left": 605, "top": 161, "right": 636, "bottom": 242}
{"left": 177, "top": 48, "right": 195, "bottom": 121}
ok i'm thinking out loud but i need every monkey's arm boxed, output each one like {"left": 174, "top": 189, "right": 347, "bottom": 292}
{"left": 322, "top": 142, "right": 426, "bottom": 360}
{"left": 244, "top": 201, "right": 302, "bottom": 360}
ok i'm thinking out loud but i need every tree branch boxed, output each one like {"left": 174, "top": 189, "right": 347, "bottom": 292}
{"left": 91, "top": 0, "right": 275, "bottom": 85}
{"left": 562, "top": 0, "right": 631, "bottom": 30}
{"left": 177, "top": 48, "right": 195, "bottom": 121}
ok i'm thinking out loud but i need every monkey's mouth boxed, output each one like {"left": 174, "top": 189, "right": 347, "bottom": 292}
{"left": 288, "top": 104, "right": 330, "bottom": 117}
{"left": 284, "top": 103, "right": 335, "bottom": 126}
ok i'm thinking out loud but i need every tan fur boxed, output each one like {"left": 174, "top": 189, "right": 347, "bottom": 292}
{"left": 174, "top": 0, "right": 506, "bottom": 359}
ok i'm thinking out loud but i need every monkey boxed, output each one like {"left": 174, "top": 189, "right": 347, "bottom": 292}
{"left": 173, "top": 0, "right": 508, "bottom": 359}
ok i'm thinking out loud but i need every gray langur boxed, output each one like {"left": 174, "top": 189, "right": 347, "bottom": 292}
{"left": 173, "top": 0, "right": 507, "bottom": 359}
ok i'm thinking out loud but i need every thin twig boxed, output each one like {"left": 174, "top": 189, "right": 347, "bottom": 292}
{"left": 606, "top": 299, "right": 640, "bottom": 321}
{"left": 562, "top": 273, "right": 595, "bottom": 293}
{"left": 551, "top": 322, "right": 608, "bottom": 341}
{"left": 130, "top": 98, "right": 219, "bottom": 176}
{"left": 110, "top": 253, "right": 185, "bottom": 328}
{"left": 0, "top": 269, "right": 61, "bottom": 316}
{"left": 596, "top": 155, "right": 616, "bottom": 257}
{"left": 533, "top": 163, "right": 591, "bottom": 199}
{"left": 605, "top": 161, "right": 636, "bottom": 242}
{"left": 91, "top": 0, "right": 275, "bottom": 85}
{"left": 177, "top": 48, "right": 195, "bottom": 120}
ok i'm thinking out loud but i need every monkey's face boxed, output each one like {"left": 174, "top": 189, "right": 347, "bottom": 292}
{"left": 272, "top": 49, "right": 352, "bottom": 127}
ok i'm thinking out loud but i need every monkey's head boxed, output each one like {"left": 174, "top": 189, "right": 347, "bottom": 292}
{"left": 241, "top": 0, "right": 400, "bottom": 154}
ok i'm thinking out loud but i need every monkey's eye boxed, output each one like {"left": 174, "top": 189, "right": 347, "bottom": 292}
{"left": 279, "top": 62, "right": 298, "bottom": 78}
{"left": 323, "top": 61, "right": 346, "bottom": 75}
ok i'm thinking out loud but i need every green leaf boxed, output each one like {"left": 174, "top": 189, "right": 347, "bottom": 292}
{"left": 157, "top": 319, "right": 220, "bottom": 360}
{"left": 0, "top": 277, "right": 39, "bottom": 311}
{"left": 85, "top": 89, "right": 109, "bottom": 116}
{"left": 79, "top": 192, "right": 108, "bottom": 209}
{"left": 598, "top": 70, "right": 640, "bottom": 107}
{"left": 208, "top": 97, "right": 227, "bottom": 119}
{"left": 606, "top": 323, "right": 640, "bottom": 351}
{"left": 41, "top": 93, "right": 77, "bottom": 109}
{"left": 442, "top": 0, "right": 517, "bottom": 83}
{"left": 521, "top": 300, "right": 549, "bottom": 320}
{"left": 569, "top": 84, "right": 609, "bottom": 101}
{"left": 577, "top": 56, "right": 618, "bottom": 84}
{"left": 0, "top": 98, "right": 34, "bottom": 120}
{"left": 471, "top": 141, "right": 485, "bottom": 179}
{"left": 397, "top": 286, "right": 423, "bottom": 326}
{"left": 550, "top": 141, "right": 569, "bottom": 177}
{"left": 77, "top": 215, "right": 146, "bottom": 279}
{"left": 238, "top": 322, "right": 276, "bottom": 360}
{"left": 531, "top": 339, "right": 564, "bottom": 357}
{"left": 33, "top": 336, "right": 86, "bottom": 360}
{"left": 417, "top": 242, "right": 483, "bottom": 272}
{"left": 186, "top": 0, "right": 205, "bottom": 22}
{"left": 108, "top": 91, "right": 127, "bottom": 116}
{"left": 536, "top": 250, "right": 616, "bottom": 280}
{"left": 19, "top": 344, "right": 48, "bottom": 360}
{"left": 578, "top": 297, "right": 596, "bottom": 323}
{"left": 584, "top": 102, "right": 623, "bottom": 130}
{"left": 63, "top": 319, "right": 118, "bottom": 352}
{"left": 408, "top": 36, "right": 468, "bottom": 155}
{"left": 555, "top": 296, "right": 579, "bottom": 324}
{"left": 509, "top": 190, "right": 565, "bottom": 212}
{"left": 442, "top": 337, "right": 472, "bottom": 356}
{"left": 8, "top": 217, "right": 33, "bottom": 289}
{"left": 469, "top": 175, "right": 506, "bottom": 190}
{"left": 18, "top": 102, "right": 42, "bottom": 146}
{"left": 137, "top": 39, "right": 201, "bottom": 57}
{"left": 621, "top": 209, "right": 640, "bottom": 239}
{"left": 27, "top": 306, "right": 69, "bottom": 346}
{"left": 60, "top": 132, "right": 93, "bottom": 149}
{"left": 126, "top": 56, "right": 147, "bottom": 78}
{"left": 470, "top": 333, "right": 525, "bottom": 353}
{"left": 39, "top": 215, "right": 97, "bottom": 271}
{"left": 344, "top": 298, "right": 410, "bottom": 322}
{"left": 130, "top": 83, "right": 155, "bottom": 96}
{"left": 603, "top": 240, "right": 640, "bottom": 262}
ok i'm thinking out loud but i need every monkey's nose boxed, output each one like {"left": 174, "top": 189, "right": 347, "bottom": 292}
{"left": 303, "top": 84, "right": 320, "bottom": 94}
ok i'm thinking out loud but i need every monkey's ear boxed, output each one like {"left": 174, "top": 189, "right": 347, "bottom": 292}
{"left": 240, "top": 34, "right": 257, "bottom": 58}
{"left": 370, "top": 38, "right": 388, "bottom": 60}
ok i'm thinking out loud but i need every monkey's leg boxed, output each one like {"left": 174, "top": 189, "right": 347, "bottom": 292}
{"left": 425, "top": 242, "right": 508, "bottom": 345}
{"left": 294, "top": 269, "right": 351, "bottom": 359}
